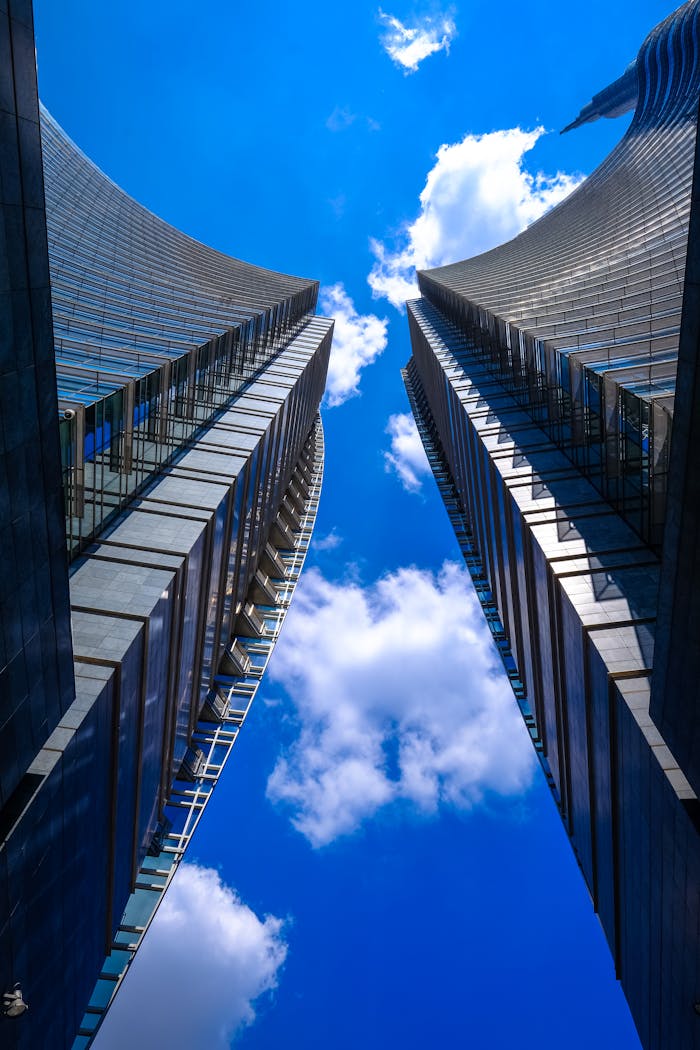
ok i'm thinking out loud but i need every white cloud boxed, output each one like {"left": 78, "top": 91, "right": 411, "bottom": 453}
{"left": 384, "top": 412, "right": 431, "bottom": 493}
{"left": 320, "top": 283, "right": 388, "bottom": 407}
{"left": 369, "top": 127, "right": 584, "bottom": 308}
{"left": 266, "top": 562, "right": 535, "bottom": 847}
{"left": 313, "top": 528, "right": 343, "bottom": 552}
{"left": 378, "top": 8, "right": 456, "bottom": 73}
{"left": 94, "top": 864, "right": 287, "bottom": 1050}
{"left": 326, "top": 105, "right": 356, "bottom": 131}
{"left": 327, "top": 193, "right": 347, "bottom": 219}
{"left": 325, "top": 108, "right": 380, "bottom": 134}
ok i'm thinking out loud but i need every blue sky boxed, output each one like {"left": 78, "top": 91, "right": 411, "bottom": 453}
{"left": 32, "top": 1, "right": 677, "bottom": 1046}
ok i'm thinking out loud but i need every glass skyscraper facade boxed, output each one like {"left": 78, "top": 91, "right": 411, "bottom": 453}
{"left": 0, "top": 5, "right": 331, "bottom": 1048}
{"left": 405, "top": 4, "right": 700, "bottom": 1049}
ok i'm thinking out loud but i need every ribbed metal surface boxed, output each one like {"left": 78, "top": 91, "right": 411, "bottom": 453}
{"left": 40, "top": 107, "right": 321, "bottom": 556}
{"left": 42, "top": 106, "right": 317, "bottom": 388}
{"left": 418, "top": 0, "right": 700, "bottom": 548}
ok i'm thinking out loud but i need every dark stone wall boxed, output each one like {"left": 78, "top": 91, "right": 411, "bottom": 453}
{"left": 0, "top": 0, "right": 73, "bottom": 811}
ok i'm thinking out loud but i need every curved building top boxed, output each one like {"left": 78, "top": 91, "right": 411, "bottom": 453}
{"left": 42, "top": 106, "right": 318, "bottom": 413}
{"left": 420, "top": 1, "right": 700, "bottom": 316}
{"left": 40, "top": 107, "right": 322, "bottom": 556}
{"left": 416, "top": 0, "right": 700, "bottom": 547}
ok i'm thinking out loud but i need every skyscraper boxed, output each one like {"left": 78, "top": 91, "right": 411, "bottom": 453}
{"left": 0, "top": 5, "right": 332, "bottom": 1048}
{"left": 404, "top": 4, "right": 700, "bottom": 1048}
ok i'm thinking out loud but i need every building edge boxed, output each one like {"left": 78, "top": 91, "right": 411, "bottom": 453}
{"left": 73, "top": 414, "right": 326, "bottom": 1048}
{"left": 0, "top": 4, "right": 335, "bottom": 1048}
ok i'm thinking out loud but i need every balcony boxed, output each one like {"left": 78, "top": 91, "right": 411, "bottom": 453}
{"left": 262, "top": 542, "right": 287, "bottom": 579}
{"left": 280, "top": 495, "right": 301, "bottom": 530}
{"left": 178, "top": 746, "right": 206, "bottom": 782}
{"left": 147, "top": 816, "right": 173, "bottom": 857}
{"left": 272, "top": 511, "right": 295, "bottom": 549}
{"left": 235, "top": 601, "right": 267, "bottom": 638}
{"left": 220, "top": 638, "right": 252, "bottom": 676}
{"left": 294, "top": 462, "right": 312, "bottom": 491}
{"left": 200, "top": 690, "right": 229, "bottom": 725}
{"left": 287, "top": 480, "right": 307, "bottom": 513}
{"left": 251, "top": 569, "right": 279, "bottom": 605}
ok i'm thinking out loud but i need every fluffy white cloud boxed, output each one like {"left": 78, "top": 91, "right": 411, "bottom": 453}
{"left": 94, "top": 865, "right": 287, "bottom": 1050}
{"left": 369, "top": 127, "right": 584, "bottom": 308}
{"left": 378, "top": 8, "right": 456, "bottom": 73}
{"left": 320, "top": 284, "right": 388, "bottom": 407}
{"left": 266, "top": 563, "right": 534, "bottom": 847}
{"left": 384, "top": 412, "right": 431, "bottom": 493}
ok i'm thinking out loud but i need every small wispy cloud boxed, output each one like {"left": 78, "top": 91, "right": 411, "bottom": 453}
{"left": 369, "top": 127, "right": 584, "bottom": 308}
{"left": 313, "top": 528, "right": 344, "bottom": 552}
{"left": 378, "top": 8, "right": 457, "bottom": 74}
{"left": 266, "top": 563, "right": 535, "bottom": 847}
{"left": 326, "top": 106, "right": 357, "bottom": 132}
{"left": 384, "top": 413, "right": 431, "bottom": 493}
{"left": 327, "top": 194, "right": 347, "bottom": 220}
{"left": 94, "top": 865, "right": 287, "bottom": 1050}
{"left": 319, "top": 284, "right": 388, "bottom": 407}
{"left": 326, "top": 108, "right": 381, "bottom": 134}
